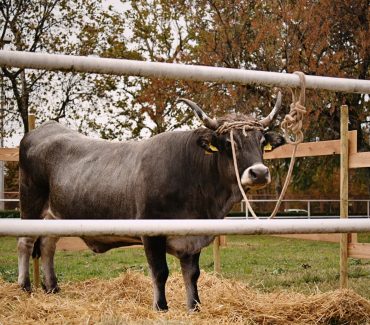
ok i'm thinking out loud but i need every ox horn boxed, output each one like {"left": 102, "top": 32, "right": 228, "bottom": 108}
{"left": 178, "top": 98, "right": 218, "bottom": 130}
{"left": 260, "top": 91, "right": 283, "bottom": 127}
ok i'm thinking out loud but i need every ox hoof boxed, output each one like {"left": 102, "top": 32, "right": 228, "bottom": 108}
{"left": 19, "top": 279, "right": 32, "bottom": 293}
{"left": 46, "top": 286, "right": 60, "bottom": 294}
{"left": 189, "top": 305, "right": 201, "bottom": 313}
{"left": 154, "top": 303, "right": 168, "bottom": 312}
{"left": 42, "top": 283, "right": 60, "bottom": 294}
{"left": 20, "top": 284, "right": 32, "bottom": 293}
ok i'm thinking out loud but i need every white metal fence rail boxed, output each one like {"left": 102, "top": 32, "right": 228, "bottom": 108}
{"left": 1, "top": 50, "right": 370, "bottom": 93}
{"left": 1, "top": 219, "right": 370, "bottom": 237}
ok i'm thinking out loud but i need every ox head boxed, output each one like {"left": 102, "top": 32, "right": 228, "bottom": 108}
{"left": 179, "top": 93, "right": 285, "bottom": 190}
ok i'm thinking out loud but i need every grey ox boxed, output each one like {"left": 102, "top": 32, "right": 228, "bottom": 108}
{"left": 18, "top": 96, "right": 284, "bottom": 311}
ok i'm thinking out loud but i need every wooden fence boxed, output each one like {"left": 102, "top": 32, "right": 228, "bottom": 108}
{"left": 2, "top": 114, "right": 370, "bottom": 264}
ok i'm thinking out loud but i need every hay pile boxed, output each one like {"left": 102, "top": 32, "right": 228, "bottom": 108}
{"left": 1, "top": 272, "right": 369, "bottom": 325}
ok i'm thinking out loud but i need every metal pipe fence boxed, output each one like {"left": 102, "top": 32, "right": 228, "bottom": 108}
{"left": 1, "top": 218, "right": 370, "bottom": 237}
{"left": 1, "top": 50, "right": 370, "bottom": 93}
{"left": 241, "top": 199, "right": 370, "bottom": 218}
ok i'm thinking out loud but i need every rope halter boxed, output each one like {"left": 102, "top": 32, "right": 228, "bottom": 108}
{"left": 214, "top": 119, "right": 267, "bottom": 220}
{"left": 215, "top": 120, "right": 264, "bottom": 136}
{"left": 217, "top": 72, "right": 307, "bottom": 220}
{"left": 178, "top": 73, "right": 307, "bottom": 219}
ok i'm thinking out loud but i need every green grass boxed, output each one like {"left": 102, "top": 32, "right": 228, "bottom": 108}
{"left": 1, "top": 235, "right": 370, "bottom": 299}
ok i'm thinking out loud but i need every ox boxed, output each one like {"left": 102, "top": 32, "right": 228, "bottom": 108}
{"left": 18, "top": 95, "right": 284, "bottom": 311}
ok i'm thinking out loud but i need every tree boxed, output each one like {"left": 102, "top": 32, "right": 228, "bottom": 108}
{"left": 0, "top": 0, "right": 129, "bottom": 136}
{"left": 1, "top": 0, "right": 369, "bottom": 198}
{"left": 98, "top": 0, "right": 204, "bottom": 139}
{"left": 159, "top": 0, "right": 369, "bottom": 197}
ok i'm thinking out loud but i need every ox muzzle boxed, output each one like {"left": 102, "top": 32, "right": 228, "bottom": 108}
{"left": 240, "top": 163, "right": 271, "bottom": 189}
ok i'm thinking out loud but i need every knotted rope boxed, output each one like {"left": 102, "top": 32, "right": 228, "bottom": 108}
{"left": 225, "top": 71, "right": 307, "bottom": 220}
{"left": 216, "top": 120, "right": 264, "bottom": 135}
{"left": 268, "top": 71, "right": 307, "bottom": 219}
{"left": 281, "top": 72, "right": 307, "bottom": 145}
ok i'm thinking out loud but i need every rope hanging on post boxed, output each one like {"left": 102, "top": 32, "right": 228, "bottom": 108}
{"left": 281, "top": 72, "right": 307, "bottom": 144}
{"left": 228, "top": 71, "right": 307, "bottom": 220}
{"left": 268, "top": 71, "right": 307, "bottom": 219}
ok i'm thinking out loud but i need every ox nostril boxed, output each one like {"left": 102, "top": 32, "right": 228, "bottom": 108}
{"left": 241, "top": 164, "right": 271, "bottom": 187}
{"left": 248, "top": 165, "right": 270, "bottom": 183}
{"left": 250, "top": 169, "right": 257, "bottom": 179}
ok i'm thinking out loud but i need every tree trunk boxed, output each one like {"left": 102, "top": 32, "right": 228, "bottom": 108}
{"left": 20, "top": 70, "right": 29, "bottom": 133}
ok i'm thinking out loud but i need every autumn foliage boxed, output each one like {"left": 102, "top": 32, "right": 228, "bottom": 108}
{"left": 1, "top": 0, "right": 369, "bottom": 199}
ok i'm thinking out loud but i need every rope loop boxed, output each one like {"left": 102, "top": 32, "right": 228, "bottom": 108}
{"left": 281, "top": 71, "right": 307, "bottom": 144}
{"left": 219, "top": 72, "right": 307, "bottom": 220}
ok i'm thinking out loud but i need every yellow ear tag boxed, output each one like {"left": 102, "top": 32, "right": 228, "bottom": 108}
{"left": 205, "top": 144, "right": 218, "bottom": 155}
{"left": 264, "top": 143, "right": 272, "bottom": 152}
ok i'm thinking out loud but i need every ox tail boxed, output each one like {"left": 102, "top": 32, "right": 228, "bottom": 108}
{"left": 32, "top": 237, "right": 41, "bottom": 259}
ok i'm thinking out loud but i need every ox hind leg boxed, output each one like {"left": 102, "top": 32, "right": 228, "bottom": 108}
{"left": 142, "top": 236, "right": 169, "bottom": 311}
{"left": 40, "top": 236, "right": 60, "bottom": 293}
{"left": 17, "top": 236, "right": 38, "bottom": 292}
{"left": 18, "top": 169, "right": 48, "bottom": 292}
{"left": 180, "top": 252, "right": 201, "bottom": 311}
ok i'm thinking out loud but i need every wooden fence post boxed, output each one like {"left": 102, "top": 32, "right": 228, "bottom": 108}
{"left": 220, "top": 235, "right": 227, "bottom": 246}
{"left": 340, "top": 105, "right": 349, "bottom": 289}
{"left": 28, "top": 114, "right": 36, "bottom": 131}
{"left": 28, "top": 114, "right": 40, "bottom": 289}
{"left": 213, "top": 236, "right": 221, "bottom": 273}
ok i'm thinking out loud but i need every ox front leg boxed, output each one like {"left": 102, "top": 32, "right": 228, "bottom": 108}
{"left": 142, "top": 236, "right": 169, "bottom": 311}
{"left": 180, "top": 252, "right": 201, "bottom": 311}
{"left": 40, "top": 236, "right": 60, "bottom": 293}
{"left": 17, "top": 236, "right": 37, "bottom": 292}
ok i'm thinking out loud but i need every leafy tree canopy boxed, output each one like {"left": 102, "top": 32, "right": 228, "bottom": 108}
{"left": 1, "top": 0, "right": 369, "bottom": 196}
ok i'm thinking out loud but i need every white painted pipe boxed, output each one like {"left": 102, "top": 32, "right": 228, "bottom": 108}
{"left": 1, "top": 51, "right": 369, "bottom": 94}
{"left": 1, "top": 219, "right": 370, "bottom": 237}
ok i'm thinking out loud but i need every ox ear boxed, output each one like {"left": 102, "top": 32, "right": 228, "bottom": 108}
{"left": 196, "top": 130, "right": 219, "bottom": 154}
{"left": 264, "top": 131, "right": 285, "bottom": 151}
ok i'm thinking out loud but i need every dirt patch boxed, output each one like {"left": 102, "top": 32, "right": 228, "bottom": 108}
{"left": 56, "top": 237, "right": 88, "bottom": 251}
{"left": 56, "top": 237, "right": 142, "bottom": 251}
{"left": 1, "top": 272, "right": 369, "bottom": 325}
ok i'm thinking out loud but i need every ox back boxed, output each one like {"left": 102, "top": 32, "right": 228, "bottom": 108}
{"left": 19, "top": 120, "right": 236, "bottom": 226}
